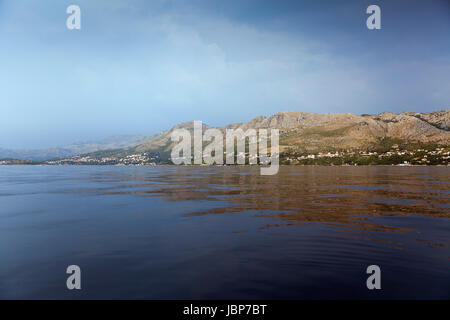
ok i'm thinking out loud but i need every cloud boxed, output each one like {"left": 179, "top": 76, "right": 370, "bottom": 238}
{"left": 0, "top": 0, "right": 448, "bottom": 148}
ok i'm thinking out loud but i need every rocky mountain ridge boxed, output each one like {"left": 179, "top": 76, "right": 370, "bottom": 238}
{"left": 133, "top": 110, "right": 450, "bottom": 155}
{"left": 2, "top": 110, "right": 448, "bottom": 161}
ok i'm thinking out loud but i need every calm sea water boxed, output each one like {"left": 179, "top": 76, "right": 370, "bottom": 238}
{"left": 0, "top": 165, "right": 449, "bottom": 299}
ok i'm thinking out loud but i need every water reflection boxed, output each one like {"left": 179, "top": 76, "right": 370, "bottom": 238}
{"left": 1, "top": 165, "right": 449, "bottom": 299}
{"left": 95, "top": 166, "right": 450, "bottom": 234}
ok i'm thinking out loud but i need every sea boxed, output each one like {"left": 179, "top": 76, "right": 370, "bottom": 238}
{"left": 0, "top": 165, "right": 448, "bottom": 299}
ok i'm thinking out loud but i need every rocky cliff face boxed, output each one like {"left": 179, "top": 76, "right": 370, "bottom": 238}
{"left": 135, "top": 122, "right": 212, "bottom": 153}
{"left": 404, "top": 110, "right": 450, "bottom": 131}
{"left": 133, "top": 110, "right": 449, "bottom": 154}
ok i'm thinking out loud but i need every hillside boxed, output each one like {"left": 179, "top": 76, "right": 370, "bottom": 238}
{"left": 0, "top": 135, "right": 146, "bottom": 161}
{"left": 5, "top": 110, "right": 448, "bottom": 165}
{"left": 127, "top": 110, "right": 450, "bottom": 156}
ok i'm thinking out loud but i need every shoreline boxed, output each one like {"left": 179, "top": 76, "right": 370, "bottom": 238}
{"left": 1, "top": 163, "right": 449, "bottom": 167}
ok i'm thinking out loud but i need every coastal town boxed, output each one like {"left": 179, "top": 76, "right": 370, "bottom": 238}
{"left": 281, "top": 145, "right": 450, "bottom": 165}
{"left": 1, "top": 145, "right": 449, "bottom": 166}
{"left": 44, "top": 152, "right": 160, "bottom": 166}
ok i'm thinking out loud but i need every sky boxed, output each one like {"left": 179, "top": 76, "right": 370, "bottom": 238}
{"left": 0, "top": 0, "right": 449, "bottom": 149}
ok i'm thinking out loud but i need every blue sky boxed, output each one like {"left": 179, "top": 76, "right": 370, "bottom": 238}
{"left": 0, "top": 0, "right": 449, "bottom": 148}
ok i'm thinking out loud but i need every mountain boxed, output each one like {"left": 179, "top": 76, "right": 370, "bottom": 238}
{"left": 124, "top": 110, "right": 450, "bottom": 156}
{"left": 0, "top": 135, "right": 146, "bottom": 161}
{"left": 135, "top": 122, "right": 212, "bottom": 153}
{"left": 4, "top": 110, "right": 449, "bottom": 162}
{"left": 403, "top": 110, "right": 450, "bottom": 131}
